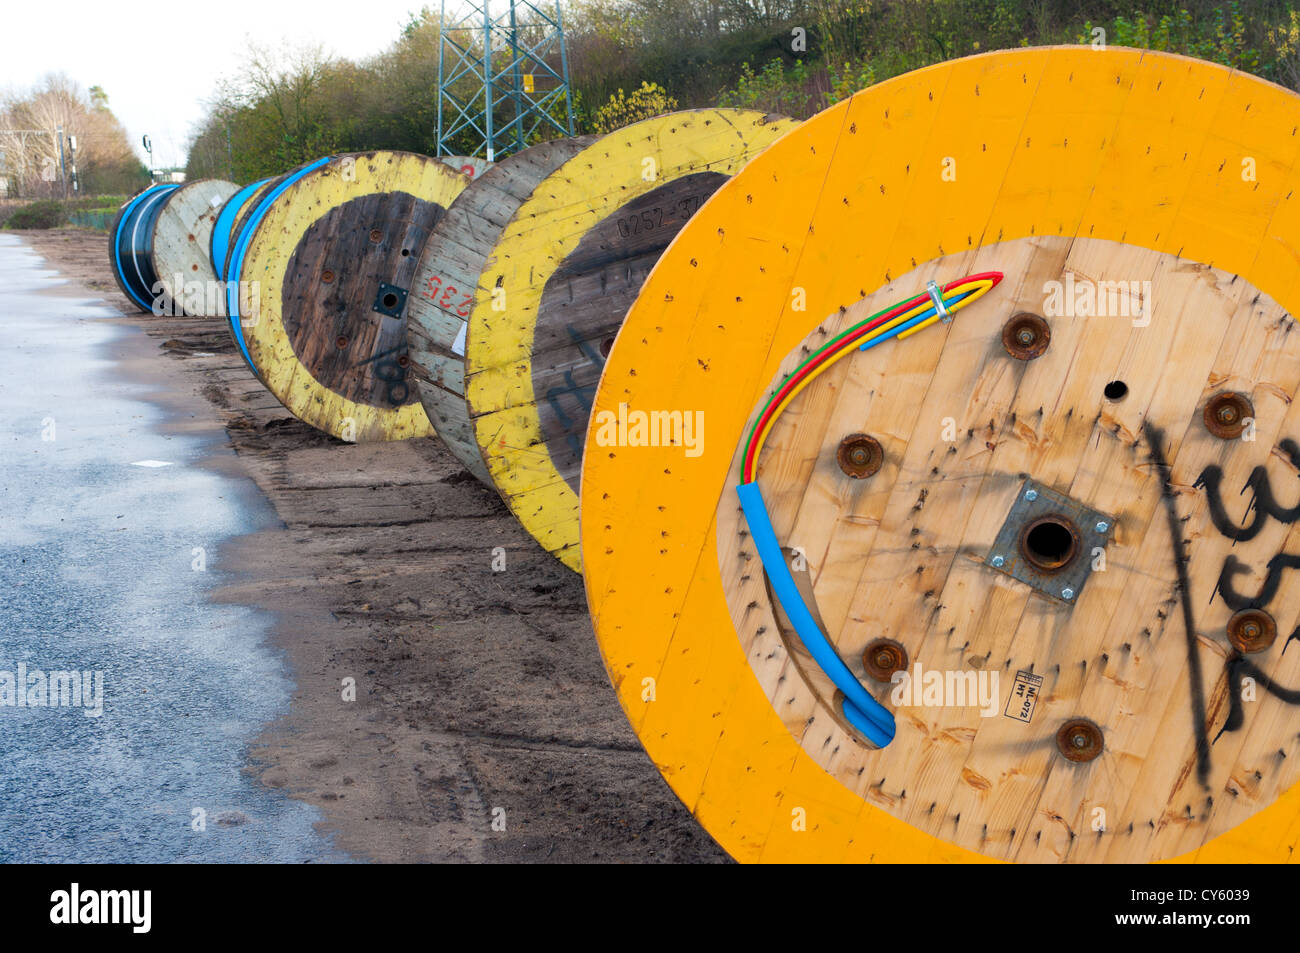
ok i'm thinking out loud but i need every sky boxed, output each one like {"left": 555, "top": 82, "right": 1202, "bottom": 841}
{"left": 1, "top": 0, "right": 437, "bottom": 170}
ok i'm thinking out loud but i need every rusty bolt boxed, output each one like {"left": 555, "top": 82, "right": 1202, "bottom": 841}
{"left": 1203, "top": 392, "right": 1253, "bottom": 439}
{"left": 336, "top": 335, "right": 349, "bottom": 349}
{"left": 1056, "top": 718, "right": 1103, "bottom": 763}
{"left": 862, "top": 638, "right": 908, "bottom": 683}
{"left": 1001, "top": 312, "right": 1051, "bottom": 360}
{"left": 837, "top": 433, "right": 883, "bottom": 479}
{"left": 369, "top": 228, "right": 383, "bottom": 243}
{"left": 1227, "top": 608, "right": 1276, "bottom": 654}
{"left": 321, "top": 270, "right": 335, "bottom": 284}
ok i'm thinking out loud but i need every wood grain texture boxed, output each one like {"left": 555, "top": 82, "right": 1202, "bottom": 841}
{"left": 409, "top": 138, "right": 593, "bottom": 487}
{"left": 715, "top": 235, "right": 1300, "bottom": 863}
{"left": 464, "top": 109, "right": 799, "bottom": 571}
{"left": 151, "top": 178, "right": 238, "bottom": 316}
{"left": 238, "top": 151, "right": 469, "bottom": 442}
{"left": 580, "top": 47, "right": 1300, "bottom": 863}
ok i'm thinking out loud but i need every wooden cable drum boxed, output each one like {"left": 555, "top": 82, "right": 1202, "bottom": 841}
{"left": 108, "top": 183, "right": 180, "bottom": 313}
{"left": 151, "top": 178, "right": 239, "bottom": 316}
{"left": 211, "top": 177, "right": 272, "bottom": 282}
{"left": 439, "top": 155, "right": 492, "bottom": 181}
{"left": 225, "top": 151, "right": 470, "bottom": 441}
{"left": 463, "top": 109, "right": 798, "bottom": 569}
{"left": 407, "top": 138, "right": 595, "bottom": 486}
{"left": 580, "top": 46, "right": 1300, "bottom": 864}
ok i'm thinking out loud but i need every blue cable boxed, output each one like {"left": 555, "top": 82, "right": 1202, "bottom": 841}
{"left": 736, "top": 285, "right": 977, "bottom": 748}
{"left": 736, "top": 481, "right": 895, "bottom": 747}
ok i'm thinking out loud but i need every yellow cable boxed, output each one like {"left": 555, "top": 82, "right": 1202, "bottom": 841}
{"left": 749, "top": 279, "right": 995, "bottom": 475}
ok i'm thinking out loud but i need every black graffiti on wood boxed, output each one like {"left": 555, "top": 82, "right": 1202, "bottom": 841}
{"left": 1194, "top": 438, "right": 1300, "bottom": 542}
{"left": 1215, "top": 552, "right": 1300, "bottom": 612}
{"left": 1146, "top": 421, "right": 1212, "bottom": 787}
{"left": 1216, "top": 651, "right": 1300, "bottom": 742}
{"left": 1200, "top": 435, "right": 1300, "bottom": 741}
{"left": 532, "top": 171, "right": 728, "bottom": 493}
{"left": 542, "top": 326, "right": 605, "bottom": 461}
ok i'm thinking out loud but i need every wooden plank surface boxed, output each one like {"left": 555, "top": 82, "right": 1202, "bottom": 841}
{"left": 579, "top": 46, "right": 1300, "bottom": 864}
{"left": 463, "top": 109, "right": 799, "bottom": 570}
{"left": 408, "top": 139, "right": 592, "bottom": 486}
{"left": 151, "top": 178, "right": 238, "bottom": 316}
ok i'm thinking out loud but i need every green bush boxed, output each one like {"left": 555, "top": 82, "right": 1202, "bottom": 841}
{"left": 5, "top": 200, "right": 67, "bottom": 230}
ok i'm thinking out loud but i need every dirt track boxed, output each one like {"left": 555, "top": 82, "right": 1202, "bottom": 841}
{"left": 19, "top": 228, "right": 726, "bottom": 863}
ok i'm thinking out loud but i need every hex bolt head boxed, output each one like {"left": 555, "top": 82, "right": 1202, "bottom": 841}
{"left": 1024, "top": 489, "right": 1038, "bottom": 502}
{"left": 991, "top": 555, "right": 1005, "bottom": 568}
{"left": 1061, "top": 587, "right": 1075, "bottom": 600}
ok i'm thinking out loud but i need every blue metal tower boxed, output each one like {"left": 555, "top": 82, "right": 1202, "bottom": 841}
{"left": 436, "top": 0, "right": 577, "bottom": 162}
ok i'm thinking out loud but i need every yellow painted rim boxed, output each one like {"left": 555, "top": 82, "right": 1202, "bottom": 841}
{"left": 464, "top": 109, "right": 799, "bottom": 570}
{"left": 580, "top": 47, "right": 1300, "bottom": 863}
{"left": 242, "top": 151, "right": 467, "bottom": 442}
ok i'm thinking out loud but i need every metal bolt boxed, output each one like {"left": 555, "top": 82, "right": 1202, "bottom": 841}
{"left": 1024, "top": 489, "right": 1038, "bottom": 502}
{"left": 837, "top": 434, "right": 884, "bottom": 479}
{"left": 1227, "top": 608, "right": 1276, "bottom": 653}
{"left": 1061, "top": 588, "right": 1075, "bottom": 600}
{"left": 1056, "top": 718, "right": 1103, "bottom": 762}
{"left": 991, "top": 555, "right": 1005, "bottom": 568}
{"left": 1095, "top": 521, "right": 1109, "bottom": 533}
{"left": 862, "top": 638, "right": 909, "bottom": 683}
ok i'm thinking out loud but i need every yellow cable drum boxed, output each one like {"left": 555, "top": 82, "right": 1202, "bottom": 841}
{"left": 234, "top": 151, "right": 469, "bottom": 442}
{"left": 463, "top": 109, "right": 798, "bottom": 570}
{"left": 581, "top": 47, "right": 1300, "bottom": 863}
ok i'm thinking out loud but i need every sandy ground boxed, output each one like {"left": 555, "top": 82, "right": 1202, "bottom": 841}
{"left": 18, "top": 227, "right": 726, "bottom": 863}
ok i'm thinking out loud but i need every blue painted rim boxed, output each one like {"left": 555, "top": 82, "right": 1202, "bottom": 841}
{"left": 111, "top": 184, "right": 177, "bottom": 312}
{"left": 226, "top": 156, "right": 334, "bottom": 370}
{"left": 210, "top": 178, "right": 271, "bottom": 282}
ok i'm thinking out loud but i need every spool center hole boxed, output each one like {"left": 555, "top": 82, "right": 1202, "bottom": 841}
{"left": 1021, "top": 516, "right": 1078, "bottom": 571}
{"left": 382, "top": 293, "right": 399, "bottom": 308}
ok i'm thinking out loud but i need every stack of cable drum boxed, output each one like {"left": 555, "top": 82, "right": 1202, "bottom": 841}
{"left": 107, "top": 112, "right": 794, "bottom": 529}
{"left": 107, "top": 48, "right": 1300, "bottom": 867}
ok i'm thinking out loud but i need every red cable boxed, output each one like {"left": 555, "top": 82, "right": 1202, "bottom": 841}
{"left": 742, "top": 272, "right": 1003, "bottom": 482}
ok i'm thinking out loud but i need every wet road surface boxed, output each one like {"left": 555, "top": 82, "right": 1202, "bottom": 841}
{"left": 0, "top": 234, "right": 345, "bottom": 862}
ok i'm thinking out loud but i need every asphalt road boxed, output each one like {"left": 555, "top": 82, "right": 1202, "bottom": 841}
{"left": 0, "top": 234, "right": 343, "bottom": 862}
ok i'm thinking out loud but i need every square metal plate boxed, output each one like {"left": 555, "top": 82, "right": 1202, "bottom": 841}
{"left": 372, "top": 282, "right": 409, "bottom": 318}
{"left": 984, "top": 479, "right": 1115, "bottom": 605}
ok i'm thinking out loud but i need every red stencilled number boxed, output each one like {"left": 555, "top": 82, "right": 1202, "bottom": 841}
{"left": 421, "top": 274, "right": 443, "bottom": 301}
{"left": 420, "top": 274, "right": 472, "bottom": 315}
